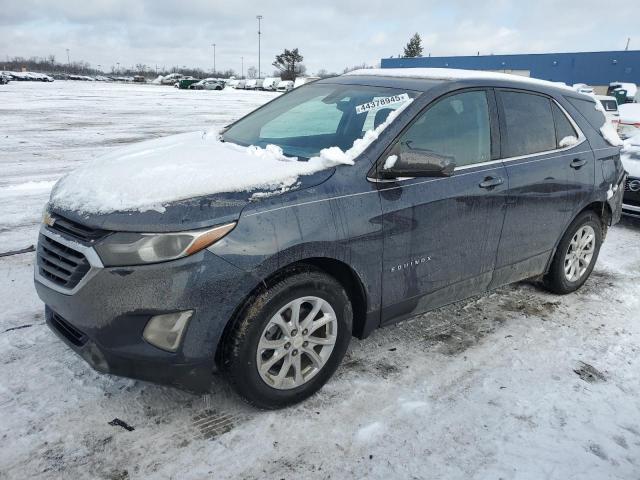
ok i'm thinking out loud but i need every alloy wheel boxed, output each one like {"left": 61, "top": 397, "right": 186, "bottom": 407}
{"left": 564, "top": 225, "right": 596, "bottom": 282}
{"left": 256, "top": 296, "right": 338, "bottom": 390}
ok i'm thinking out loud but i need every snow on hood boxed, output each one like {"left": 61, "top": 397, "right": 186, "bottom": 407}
{"left": 49, "top": 102, "right": 410, "bottom": 214}
{"left": 345, "top": 68, "right": 575, "bottom": 92}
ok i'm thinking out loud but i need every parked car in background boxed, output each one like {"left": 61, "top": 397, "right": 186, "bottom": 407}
{"left": 0, "top": 73, "right": 10, "bottom": 84}
{"left": 246, "top": 79, "right": 264, "bottom": 90}
{"left": 233, "top": 79, "right": 247, "bottom": 89}
{"left": 595, "top": 95, "right": 620, "bottom": 128}
{"left": 7, "top": 71, "right": 54, "bottom": 82}
{"left": 608, "top": 82, "right": 637, "bottom": 103}
{"left": 621, "top": 133, "right": 640, "bottom": 218}
{"left": 573, "top": 83, "right": 594, "bottom": 95}
{"left": 190, "top": 79, "right": 225, "bottom": 90}
{"left": 36, "top": 69, "right": 625, "bottom": 409}
{"left": 276, "top": 80, "right": 294, "bottom": 92}
{"left": 262, "top": 77, "right": 280, "bottom": 91}
{"left": 160, "top": 73, "right": 185, "bottom": 85}
{"left": 294, "top": 76, "right": 320, "bottom": 89}
{"left": 618, "top": 104, "right": 640, "bottom": 139}
{"left": 178, "top": 78, "right": 200, "bottom": 89}
{"left": 133, "top": 76, "right": 146, "bottom": 83}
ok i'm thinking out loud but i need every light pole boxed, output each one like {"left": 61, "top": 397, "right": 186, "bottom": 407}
{"left": 241, "top": 56, "right": 244, "bottom": 78}
{"left": 66, "top": 48, "right": 70, "bottom": 72}
{"left": 256, "top": 15, "right": 263, "bottom": 78}
{"left": 211, "top": 43, "right": 216, "bottom": 75}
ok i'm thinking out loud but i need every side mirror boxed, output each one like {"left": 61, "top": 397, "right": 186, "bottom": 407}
{"left": 381, "top": 148, "right": 456, "bottom": 179}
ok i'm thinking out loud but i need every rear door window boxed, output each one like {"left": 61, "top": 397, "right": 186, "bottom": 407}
{"left": 499, "top": 91, "right": 556, "bottom": 157}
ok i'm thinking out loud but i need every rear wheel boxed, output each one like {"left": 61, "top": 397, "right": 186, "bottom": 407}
{"left": 543, "top": 210, "right": 603, "bottom": 294}
{"left": 223, "top": 269, "right": 352, "bottom": 409}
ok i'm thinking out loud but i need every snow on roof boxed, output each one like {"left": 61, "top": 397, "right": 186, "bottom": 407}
{"left": 345, "top": 68, "right": 575, "bottom": 92}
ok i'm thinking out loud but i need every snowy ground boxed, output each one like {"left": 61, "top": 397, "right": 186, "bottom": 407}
{"left": 1, "top": 81, "right": 640, "bottom": 480}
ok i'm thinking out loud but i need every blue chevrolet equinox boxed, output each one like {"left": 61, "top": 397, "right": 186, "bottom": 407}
{"left": 35, "top": 69, "right": 626, "bottom": 408}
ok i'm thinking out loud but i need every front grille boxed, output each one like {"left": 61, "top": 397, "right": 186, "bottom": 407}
{"left": 624, "top": 177, "right": 640, "bottom": 207}
{"left": 50, "top": 312, "right": 87, "bottom": 346}
{"left": 37, "top": 234, "right": 91, "bottom": 289}
{"left": 49, "top": 214, "right": 108, "bottom": 242}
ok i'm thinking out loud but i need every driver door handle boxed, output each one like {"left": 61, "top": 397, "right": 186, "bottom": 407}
{"left": 479, "top": 176, "right": 504, "bottom": 189}
{"left": 570, "top": 158, "right": 587, "bottom": 169}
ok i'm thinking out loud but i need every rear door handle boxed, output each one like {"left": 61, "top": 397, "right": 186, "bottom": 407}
{"left": 479, "top": 176, "right": 504, "bottom": 189}
{"left": 570, "top": 158, "right": 587, "bottom": 169}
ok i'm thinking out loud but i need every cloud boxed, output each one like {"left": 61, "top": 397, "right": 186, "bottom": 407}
{"left": 0, "top": 0, "right": 637, "bottom": 75}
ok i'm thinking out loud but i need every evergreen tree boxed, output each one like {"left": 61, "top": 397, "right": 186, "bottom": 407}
{"left": 272, "top": 48, "right": 304, "bottom": 80}
{"left": 403, "top": 33, "right": 423, "bottom": 58}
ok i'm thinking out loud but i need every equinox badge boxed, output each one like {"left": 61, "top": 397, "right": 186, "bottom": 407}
{"left": 391, "top": 257, "right": 432, "bottom": 272}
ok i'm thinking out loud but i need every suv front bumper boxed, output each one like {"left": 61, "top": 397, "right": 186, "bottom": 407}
{"left": 34, "top": 227, "right": 257, "bottom": 392}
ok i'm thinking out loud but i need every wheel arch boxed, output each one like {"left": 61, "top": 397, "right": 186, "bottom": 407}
{"left": 545, "top": 201, "right": 611, "bottom": 274}
{"left": 214, "top": 256, "right": 373, "bottom": 368}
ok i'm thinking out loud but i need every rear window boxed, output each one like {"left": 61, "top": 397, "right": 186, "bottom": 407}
{"left": 499, "top": 91, "right": 556, "bottom": 157}
{"left": 552, "top": 102, "right": 578, "bottom": 148}
{"left": 566, "top": 97, "right": 606, "bottom": 131}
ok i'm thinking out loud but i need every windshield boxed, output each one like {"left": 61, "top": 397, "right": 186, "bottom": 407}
{"left": 222, "top": 83, "right": 421, "bottom": 159}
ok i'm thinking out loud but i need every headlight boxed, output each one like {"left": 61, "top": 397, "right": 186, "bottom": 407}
{"left": 95, "top": 222, "right": 235, "bottom": 266}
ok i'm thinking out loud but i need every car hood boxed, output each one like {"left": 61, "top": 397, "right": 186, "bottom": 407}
{"left": 48, "top": 131, "right": 335, "bottom": 232}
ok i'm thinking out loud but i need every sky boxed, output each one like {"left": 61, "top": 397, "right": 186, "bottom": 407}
{"left": 1, "top": 0, "right": 638, "bottom": 76}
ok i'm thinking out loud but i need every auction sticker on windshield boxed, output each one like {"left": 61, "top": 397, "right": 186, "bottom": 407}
{"left": 355, "top": 93, "right": 410, "bottom": 114}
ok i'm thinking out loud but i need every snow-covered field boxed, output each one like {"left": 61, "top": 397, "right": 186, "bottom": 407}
{"left": 1, "top": 81, "right": 640, "bottom": 480}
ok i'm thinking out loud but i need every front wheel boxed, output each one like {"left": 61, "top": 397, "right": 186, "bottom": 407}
{"left": 222, "top": 268, "right": 352, "bottom": 409}
{"left": 543, "top": 210, "right": 603, "bottom": 294}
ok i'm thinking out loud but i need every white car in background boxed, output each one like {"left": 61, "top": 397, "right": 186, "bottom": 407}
{"left": 276, "top": 80, "right": 294, "bottom": 92}
{"left": 245, "top": 79, "right": 264, "bottom": 90}
{"left": 573, "top": 83, "right": 594, "bottom": 95}
{"left": 233, "top": 79, "right": 247, "bottom": 89}
{"left": 595, "top": 95, "right": 620, "bottom": 128}
{"left": 262, "top": 77, "right": 280, "bottom": 91}
{"left": 293, "top": 76, "right": 320, "bottom": 88}
{"left": 618, "top": 104, "right": 640, "bottom": 140}
{"left": 160, "top": 73, "right": 185, "bottom": 85}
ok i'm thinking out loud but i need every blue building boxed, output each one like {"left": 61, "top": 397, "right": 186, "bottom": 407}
{"left": 381, "top": 50, "right": 640, "bottom": 87}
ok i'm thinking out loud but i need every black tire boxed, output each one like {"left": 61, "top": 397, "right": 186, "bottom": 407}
{"left": 543, "top": 210, "right": 603, "bottom": 294}
{"left": 222, "top": 268, "right": 352, "bottom": 409}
